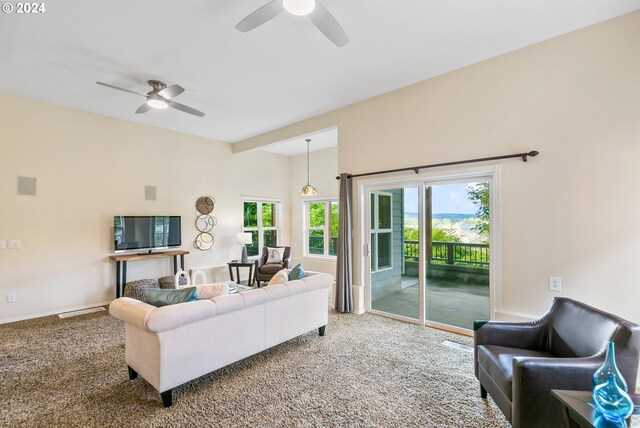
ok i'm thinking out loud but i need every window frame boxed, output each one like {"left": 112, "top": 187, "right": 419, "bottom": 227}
{"left": 242, "top": 197, "right": 283, "bottom": 258}
{"left": 303, "top": 198, "right": 339, "bottom": 259}
{"left": 371, "top": 191, "right": 393, "bottom": 272}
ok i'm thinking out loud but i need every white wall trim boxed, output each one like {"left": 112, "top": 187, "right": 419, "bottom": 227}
{"left": 0, "top": 300, "right": 112, "bottom": 325}
{"left": 493, "top": 309, "right": 537, "bottom": 322}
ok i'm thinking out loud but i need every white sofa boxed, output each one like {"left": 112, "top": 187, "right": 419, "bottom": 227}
{"left": 109, "top": 271, "right": 333, "bottom": 407}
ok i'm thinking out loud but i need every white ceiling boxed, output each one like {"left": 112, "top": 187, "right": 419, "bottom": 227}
{"left": 1, "top": 1, "right": 638, "bottom": 143}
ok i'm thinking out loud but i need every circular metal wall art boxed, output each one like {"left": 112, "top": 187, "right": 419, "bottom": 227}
{"left": 194, "top": 232, "right": 214, "bottom": 251}
{"left": 194, "top": 196, "right": 216, "bottom": 251}
{"left": 195, "top": 214, "right": 217, "bottom": 233}
{"left": 195, "top": 196, "right": 215, "bottom": 215}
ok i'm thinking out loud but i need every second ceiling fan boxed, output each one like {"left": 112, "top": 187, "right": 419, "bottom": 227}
{"left": 236, "top": 0, "right": 349, "bottom": 47}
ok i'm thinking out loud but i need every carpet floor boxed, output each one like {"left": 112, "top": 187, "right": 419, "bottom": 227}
{"left": 0, "top": 309, "right": 631, "bottom": 427}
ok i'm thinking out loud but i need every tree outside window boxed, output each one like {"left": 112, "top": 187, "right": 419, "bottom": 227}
{"left": 305, "top": 200, "right": 339, "bottom": 257}
{"left": 243, "top": 200, "right": 281, "bottom": 256}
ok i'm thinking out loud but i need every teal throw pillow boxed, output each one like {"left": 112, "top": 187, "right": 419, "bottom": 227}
{"left": 141, "top": 287, "right": 197, "bottom": 307}
{"left": 288, "top": 263, "right": 306, "bottom": 280}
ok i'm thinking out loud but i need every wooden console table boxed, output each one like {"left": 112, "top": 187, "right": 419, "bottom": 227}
{"left": 109, "top": 250, "right": 189, "bottom": 298}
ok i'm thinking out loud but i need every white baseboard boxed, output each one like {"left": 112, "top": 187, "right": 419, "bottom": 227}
{"left": 352, "top": 284, "right": 365, "bottom": 315}
{"left": 0, "top": 300, "right": 112, "bottom": 325}
{"left": 493, "top": 309, "right": 536, "bottom": 322}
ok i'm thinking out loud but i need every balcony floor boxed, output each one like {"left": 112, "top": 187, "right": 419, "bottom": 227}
{"left": 371, "top": 276, "right": 490, "bottom": 330}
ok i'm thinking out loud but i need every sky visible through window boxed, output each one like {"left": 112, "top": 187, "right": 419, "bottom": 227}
{"left": 403, "top": 183, "right": 477, "bottom": 214}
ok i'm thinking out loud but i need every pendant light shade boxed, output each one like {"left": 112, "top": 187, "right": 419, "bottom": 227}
{"left": 299, "top": 138, "right": 318, "bottom": 196}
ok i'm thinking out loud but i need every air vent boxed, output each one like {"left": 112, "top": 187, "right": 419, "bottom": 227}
{"left": 145, "top": 185, "right": 157, "bottom": 201}
{"left": 17, "top": 176, "right": 37, "bottom": 196}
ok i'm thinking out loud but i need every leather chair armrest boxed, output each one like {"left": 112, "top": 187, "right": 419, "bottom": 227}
{"left": 511, "top": 356, "right": 602, "bottom": 427}
{"left": 474, "top": 319, "right": 548, "bottom": 377}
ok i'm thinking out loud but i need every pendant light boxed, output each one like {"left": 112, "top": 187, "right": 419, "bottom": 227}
{"left": 299, "top": 138, "right": 318, "bottom": 196}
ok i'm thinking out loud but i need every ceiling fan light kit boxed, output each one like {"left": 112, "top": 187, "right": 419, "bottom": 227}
{"left": 146, "top": 94, "right": 168, "bottom": 110}
{"left": 283, "top": 0, "right": 315, "bottom": 16}
{"left": 96, "top": 80, "right": 205, "bottom": 117}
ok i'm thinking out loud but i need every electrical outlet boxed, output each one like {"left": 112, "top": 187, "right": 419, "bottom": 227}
{"left": 8, "top": 240, "right": 20, "bottom": 249}
{"left": 0, "top": 240, "right": 5, "bottom": 249}
{"left": 7, "top": 293, "right": 16, "bottom": 303}
{"left": 549, "top": 276, "right": 562, "bottom": 292}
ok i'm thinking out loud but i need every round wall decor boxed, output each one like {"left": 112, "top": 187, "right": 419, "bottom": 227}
{"left": 194, "top": 196, "right": 216, "bottom": 251}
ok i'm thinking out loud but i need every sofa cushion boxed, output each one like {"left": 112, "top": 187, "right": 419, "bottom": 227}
{"left": 288, "top": 263, "right": 306, "bottom": 280}
{"left": 141, "top": 287, "right": 198, "bottom": 307}
{"left": 260, "top": 263, "right": 284, "bottom": 274}
{"left": 267, "top": 269, "right": 289, "bottom": 285}
{"left": 477, "top": 345, "right": 553, "bottom": 400}
{"left": 194, "top": 283, "right": 229, "bottom": 300}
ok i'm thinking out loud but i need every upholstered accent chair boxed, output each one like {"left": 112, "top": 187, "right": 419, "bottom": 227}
{"left": 256, "top": 246, "right": 291, "bottom": 286}
{"left": 474, "top": 297, "right": 640, "bottom": 428}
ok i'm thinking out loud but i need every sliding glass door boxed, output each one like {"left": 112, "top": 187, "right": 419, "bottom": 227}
{"left": 370, "top": 186, "right": 421, "bottom": 321}
{"left": 366, "top": 176, "right": 492, "bottom": 332}
{"left": 424, "top": 181, "right": 490, "bottom": 330}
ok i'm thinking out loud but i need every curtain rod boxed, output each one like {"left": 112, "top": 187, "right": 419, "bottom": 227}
{"left": 335, "top": 150, "right": 539, "bottom": 180}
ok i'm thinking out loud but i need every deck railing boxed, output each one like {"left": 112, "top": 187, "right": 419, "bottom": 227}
{"left": 309, "top": 236, "right": 338, "bottom": 256}
{"left": 404, "top": 240, "right": 489, "bottom": 267}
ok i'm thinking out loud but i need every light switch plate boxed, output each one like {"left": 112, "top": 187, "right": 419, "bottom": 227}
{"left": 8, "top": 240, "right": 21, "bottom": 249}
{"left": 0, "top": 240, "right": 5, "bottom": 249}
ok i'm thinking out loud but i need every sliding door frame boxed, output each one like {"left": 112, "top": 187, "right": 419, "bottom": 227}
{"left": 358, "top": 164, "right": 502, "bottom": 331}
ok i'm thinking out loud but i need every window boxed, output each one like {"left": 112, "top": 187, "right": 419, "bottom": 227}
{"left": 371, "top": 192, "right": 392, "bottom": 271}
{"left": 243, "top": 199, "right": 282, "bottom": 257}
{"left": 304, "top": 200, "right": 339, "bottom": 257}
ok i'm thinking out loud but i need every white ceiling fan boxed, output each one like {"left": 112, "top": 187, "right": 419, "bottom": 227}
{"left": 96, "top": 80, "right": 205, "bottom": 117}
{"left": 236, "top": 0, "right": 349, "bottom": 47}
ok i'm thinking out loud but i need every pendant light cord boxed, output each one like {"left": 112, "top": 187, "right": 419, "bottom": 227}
{"left": 306, "top": 138, "right": 311, "bottom": 185}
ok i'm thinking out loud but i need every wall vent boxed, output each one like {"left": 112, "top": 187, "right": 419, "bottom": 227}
{"left": 17, "top": 176, "right": 37, "bottom": 196}
{"left": 145, "top": 185, "right": 157, "bottom": 201}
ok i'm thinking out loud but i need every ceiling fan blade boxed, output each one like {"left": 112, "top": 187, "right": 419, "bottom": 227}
{"left": 96, "top": 82, "right": 146, "bottom": 97}
{"left": 236, "top": 0, "right": 284, "bottom": 32}
{"left": 158, "top": 84, "right": 185, "bottom": 99}
{"left": 135, "top": 103, "right": 152, "bottom": 114}
{"left": 168, "top": 100, "right": 205, "bottom": 117}
{"left": 309, "top": 1, "right": 349, "bottom": 47}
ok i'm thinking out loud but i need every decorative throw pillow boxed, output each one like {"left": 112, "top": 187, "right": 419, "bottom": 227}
{"left": 267, "top": 269, "right": 289, "bottom": 286}
{"left": 141, "top": 287, "right": 197, "bottom": 307}
{"left": 194, "top": 283, "right": 228, "bottom": 300}
{"left": 288, "top": 263, "right": 306, "bottom": 280}
{"left": 266, "top": 247, "right": 285, "bottom": 264}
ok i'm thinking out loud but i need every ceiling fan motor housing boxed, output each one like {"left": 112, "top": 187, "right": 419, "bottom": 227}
{"left": 148, "top": 80, "right": 167, "bottom": 93}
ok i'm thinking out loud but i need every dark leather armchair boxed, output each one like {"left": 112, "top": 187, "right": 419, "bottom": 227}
{"left": 256, "top": 246, "right": 291, "bottom": 286}
{"left": 474, "top": 297, "right": 640, "bottom": 428}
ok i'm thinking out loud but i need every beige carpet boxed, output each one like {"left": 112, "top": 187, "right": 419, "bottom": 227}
{"left": 0, "top": 308, "right": 618, "bottom": 427}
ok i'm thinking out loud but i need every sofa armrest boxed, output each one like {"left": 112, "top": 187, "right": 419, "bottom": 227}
{"left": 109, "top": 297, "right": 156, "bottom": 331}
{"left": 511, "top": 356, "right": 602, "bottom": 427}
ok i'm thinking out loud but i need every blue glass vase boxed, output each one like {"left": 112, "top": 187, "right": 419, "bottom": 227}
{"left": 592, "top": 341, "right": 633, "bottom": 424}
{"left": 592, "top": 372, "right": 634, "bottom": 424}
{"left": 593, "top": 341, "right": 627, "bottom": 392}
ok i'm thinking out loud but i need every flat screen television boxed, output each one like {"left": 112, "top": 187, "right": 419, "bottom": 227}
{"left": 114, "top": 216, "right": 181, "bottom": 253}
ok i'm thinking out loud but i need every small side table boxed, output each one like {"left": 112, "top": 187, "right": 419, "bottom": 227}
{"left": 227, "top": 260, "right": 258, "bottom": 287}
{"left": 551, "top": 389, "right": 639, "bottom": 428}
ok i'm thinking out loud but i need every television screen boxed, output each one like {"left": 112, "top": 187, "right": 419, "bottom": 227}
{"left": 114, "top": 216, "right": 181, "bottom": 252}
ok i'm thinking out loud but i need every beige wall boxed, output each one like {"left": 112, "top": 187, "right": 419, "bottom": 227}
{"left": 0, "top": 93, "right": 291, "bottom": 323}
{"left": 288, "top": 146, "right": 339, "bottom": 275}
{"left": 234, "top": 12, "right": 640, "bottom": 323}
